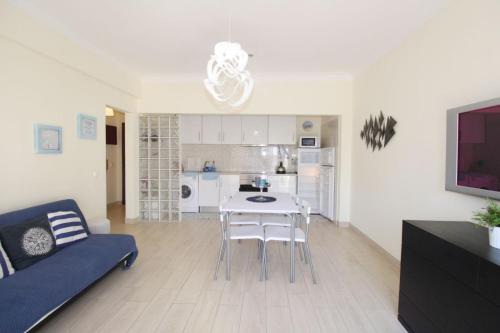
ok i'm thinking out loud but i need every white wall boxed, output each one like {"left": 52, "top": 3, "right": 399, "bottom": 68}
{"left": 106, "top": 111, "right": 125, "bottom": 204}
{"left": 140, "top": 78, "right": 353, "bottom": 222}
{"left": 0, "top": 1, "right": 139, "bottom": 219}
{"left": 351, "top": 0, "right": 500, "bottom": 259}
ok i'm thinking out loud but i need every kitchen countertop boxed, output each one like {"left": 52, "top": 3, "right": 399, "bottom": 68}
{"left": 183, "top": 171, "right": 297, "bottom": 176}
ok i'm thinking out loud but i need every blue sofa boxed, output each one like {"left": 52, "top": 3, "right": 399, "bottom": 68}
{"left": 0, "top": 199, "right": 138, "bottom": 332}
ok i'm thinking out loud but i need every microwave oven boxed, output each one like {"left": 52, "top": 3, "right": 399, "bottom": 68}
{"left": 299, "top": 136, "right": 320, "bottom": 148}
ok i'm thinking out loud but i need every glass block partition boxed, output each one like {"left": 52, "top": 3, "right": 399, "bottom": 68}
{"left": 139, "top": 114, "right": 181, "bottom": 221}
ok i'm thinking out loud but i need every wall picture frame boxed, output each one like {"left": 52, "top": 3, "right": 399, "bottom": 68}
{"left": 77, "top": 113, "right": 97, "bottom": 140}
{"left": 34, "top": 124, "right": 62, "bottom": 154}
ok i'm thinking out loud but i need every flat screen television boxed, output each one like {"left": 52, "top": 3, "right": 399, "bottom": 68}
{"left": 446, "top": 97, "right": 500, "bottom": 200}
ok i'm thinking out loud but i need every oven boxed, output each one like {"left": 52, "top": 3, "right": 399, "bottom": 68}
{"left": 239, "top": 174, "right": 268, "bottom": 192}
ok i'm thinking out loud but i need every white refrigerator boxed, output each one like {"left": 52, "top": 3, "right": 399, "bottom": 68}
{"left": 297, "top": 148, "right": 320, "bottom": 213}
{"left": 320, "top": 148, "right": 336, "bottom": 221}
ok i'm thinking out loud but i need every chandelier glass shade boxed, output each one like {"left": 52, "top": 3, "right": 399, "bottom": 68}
{"left": 204, "top": 41, "right": 254, "bottom": 107}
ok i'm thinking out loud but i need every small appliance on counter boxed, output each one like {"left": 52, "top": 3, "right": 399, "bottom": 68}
{"left": 299, "top": 136, "right": 320, "bottom": 148}
{"left": 276, "top": 161, "right": 286, "bottom": 174}
{"left": 203, "top": 160, "right": 216, "bottom": 172}
{"left": 252, "top": 175, "right": 271, "bottom": 192}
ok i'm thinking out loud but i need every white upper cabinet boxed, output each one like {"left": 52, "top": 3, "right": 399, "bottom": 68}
{"left": 180, "top": 115, "right": 202, "bottom": 144}
{"left": 241, "top": 116, "right": 268, "bottom": 145}
{"left": 268, "top": 115, "right": 297, "bottom": 145}
{"left": 221, "top": 115, "right": 242, "bottom": 144}
{"left": 202, "top": 115, "right": 222, "bottom": 144}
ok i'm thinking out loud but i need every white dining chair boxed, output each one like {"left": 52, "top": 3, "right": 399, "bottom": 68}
{"left": 261, "top": 200, "right": 317, "bottom": 284}
{"left": 261, "top": 196, "right": 301, "bottom": 227}
{"left": 214, "top": 204, "right": 265, "bottom": 281}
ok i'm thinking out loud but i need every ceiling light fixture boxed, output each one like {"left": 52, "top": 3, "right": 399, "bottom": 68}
{"left": 204, "top": 7, "right": 254, "bottom": 107}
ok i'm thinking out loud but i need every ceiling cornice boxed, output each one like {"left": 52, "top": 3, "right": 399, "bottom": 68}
{"left": 142, "top": 72, "right": 353, "bottom": 85}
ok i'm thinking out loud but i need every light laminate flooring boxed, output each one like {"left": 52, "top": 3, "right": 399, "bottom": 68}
{"left": 37, "top": 206, "right": 405, "bottom": 333}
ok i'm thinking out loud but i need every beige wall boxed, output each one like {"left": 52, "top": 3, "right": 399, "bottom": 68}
{"left": 106, "top": 111, "right": 125, "bottom": 204}
{"left": 140, "top": 78, "right": 354, "bottom": 222}
{"left": 0, "top": 1, "right": 139, "bottom": 219}
{"left": 296, "top": 116, "right": 322, "bottom": 140}
{"left": 351, "top": 0, "right": 500, "bottom": 259}
{"left": 321, "top": 116, "right": 338, "bottom": 148}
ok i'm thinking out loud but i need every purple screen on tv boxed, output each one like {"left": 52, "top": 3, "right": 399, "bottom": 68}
{"left": 457, "top": 105, "right": 500, "bottom": 191}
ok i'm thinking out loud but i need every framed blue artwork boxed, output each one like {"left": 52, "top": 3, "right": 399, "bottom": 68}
{"left": 77, "top": 113, "right": 97, "bottom": 140}
{"left": 34, "top": 124, "right": 62, "bottom": 154}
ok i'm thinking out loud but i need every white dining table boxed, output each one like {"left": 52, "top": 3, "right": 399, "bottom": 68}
{"left": 221, "top": 192, "right": 300, "bottom": 283}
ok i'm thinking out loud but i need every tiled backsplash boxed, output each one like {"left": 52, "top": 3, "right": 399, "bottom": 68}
{"left": 182, "top": 145, "right": 298, "bottom": 173}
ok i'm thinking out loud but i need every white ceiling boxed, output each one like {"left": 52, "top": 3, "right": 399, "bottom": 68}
{"left": 11, "top": 0, "right": 449, "bottom": 79}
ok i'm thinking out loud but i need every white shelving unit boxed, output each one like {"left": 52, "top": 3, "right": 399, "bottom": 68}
{"left": 139, "top": 114, "right": 181, "bottom": 222}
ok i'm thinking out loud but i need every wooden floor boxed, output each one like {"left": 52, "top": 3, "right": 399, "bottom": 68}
{"left": 37, "top": 203, "right": 405, "bottom": 333}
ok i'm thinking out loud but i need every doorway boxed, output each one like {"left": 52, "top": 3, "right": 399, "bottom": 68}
{"left": 105, "top": 107, "right": 126, "bottom": 224}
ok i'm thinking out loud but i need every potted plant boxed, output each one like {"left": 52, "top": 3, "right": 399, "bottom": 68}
{"left": 473, "top": 200, "right": 500, "bottom": 249}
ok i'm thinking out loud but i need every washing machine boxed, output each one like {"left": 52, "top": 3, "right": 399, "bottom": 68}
{"left": 181, "top": 172, "right": 199, "bottom": 213}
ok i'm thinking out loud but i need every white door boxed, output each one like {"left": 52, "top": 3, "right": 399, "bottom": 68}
{"left": 202, "top": 115, "right": 221, "bottom": 144}
{"left": 221, "top": 116, "right": 242, "bottom": 144}
{"left": 180, "top": 115, "right": 202, "bottom": 144}
{"left": 198, "top": 175, "right": 220, "bottom": 206}
{"left": 320, "top": 147, "right": 336, "bottom": 166}
{"left": 320, "top": 167, "right": 330, "bottom": 217}
{"left": 242, "top": 116, "right": 268, "bottom": 145}
{"left": 220, "top": 175, "right": 240, "bottom": 201}
{"left": 268, "top": 115, "right": 296, "bottom": 145}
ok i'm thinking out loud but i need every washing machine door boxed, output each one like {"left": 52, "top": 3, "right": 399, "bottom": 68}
{"left": 182, "top": 183, "right": 193, "bottom": 202}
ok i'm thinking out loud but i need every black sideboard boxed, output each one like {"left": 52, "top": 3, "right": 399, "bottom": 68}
{"left": 399, "top": 220, "right": 500, "bottom": 333}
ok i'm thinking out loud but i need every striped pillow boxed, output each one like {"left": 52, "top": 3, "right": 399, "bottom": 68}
{"left": 0, "top": 240, "right": 15, "bottom": 279}
{"left": 47, "top": 211, "right": 88, "bottom": 247}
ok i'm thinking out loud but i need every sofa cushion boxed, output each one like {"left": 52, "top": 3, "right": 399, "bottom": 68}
{"left": 0, "top": 233, "right": 138, "bottom": 333}
{"left": 0, "top": 199, "right": 91, "bottom": 234}
{"left": 47, "top": 211, "right": 88, "bottom": 247}
{"left": 0, "top": 216, "right": 58, "bottom": 270}
{"left": 0, "top": 240, "right": 15, "bottom": 279}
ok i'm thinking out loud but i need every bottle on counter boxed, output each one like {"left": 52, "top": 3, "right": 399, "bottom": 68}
{"left": 276, "top": 161, "right": 286, "bottom": 174}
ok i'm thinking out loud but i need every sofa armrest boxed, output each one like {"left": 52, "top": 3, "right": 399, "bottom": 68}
{"left": 87, "top": 217, "right": 110, "bottom": 234}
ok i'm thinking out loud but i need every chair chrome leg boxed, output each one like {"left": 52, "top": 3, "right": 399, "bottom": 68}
{"left": 302, "top": 243, "right": 308, "bottom": 264}
{"left": 226, "top": 238, "right": 231, "bottom": 281}
{"left": 298, "top": 242, "right": 304, "bottom": 262}
{"left": 260, "top": 241, "right": 266, "bottom": 281}
{"left": 305, "top": 242, "right": 317, "bottom": 284}
{"left": 214, "top": 240, "right": 225, "bottom": 280}
{"left": 264, "top": 242, "right": 269, "bottom": 280}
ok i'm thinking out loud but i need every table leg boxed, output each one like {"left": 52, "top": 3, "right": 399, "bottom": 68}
{"left": 226, "top": 212, "right": 231, "bottom": 281}
{"left": 290, "top": 214, "right": 295, "bottom": 283}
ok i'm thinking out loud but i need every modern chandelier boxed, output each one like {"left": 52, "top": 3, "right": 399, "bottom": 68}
{"left": 204, "top": 41, "right": 254, "bottom": 107}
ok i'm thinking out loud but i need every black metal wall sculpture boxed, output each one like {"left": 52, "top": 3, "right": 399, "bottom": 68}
{"left": 360, "top": 111, "right": 397, "bottom": 151}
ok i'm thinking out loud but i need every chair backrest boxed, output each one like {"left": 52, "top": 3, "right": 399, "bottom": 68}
{"left": 300, "top": 200, "right": 311, "bottom": 225}
{"left": 219, "top": 196, "right": 231, "bottom": 224}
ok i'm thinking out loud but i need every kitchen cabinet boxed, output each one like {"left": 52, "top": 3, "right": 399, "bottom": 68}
{"left": 242, "top": 116, "right": 268, "bottom": 145}
{"left": 268, "top": 115, "right": 297, "bottom": 145}
{"left": 268, "top": 175, "right": 297, "bottom": 195}
{"left": 219, "top": 175, "right": 240, "bottom": 201}
{"left": 180, "top": 115, "right": 202, "bottom": 144}
{"left": 221, "top": 115, "right": 242, "bottom": 144}
{"left": 198, "top": 174, "right": 220, "bottom": 206}
{"left": 202, "top": 115, "right": 222, "bottom": 144}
